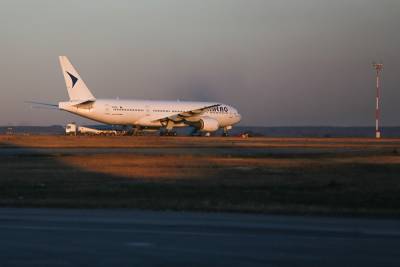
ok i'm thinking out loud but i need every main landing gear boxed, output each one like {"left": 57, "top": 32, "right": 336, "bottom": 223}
{"left": 160, "top": 130, "right": 177, "bottom": 136}
{"left": 125, "top": 126, "right": 145, "bottom": 136}
{"left": 160, "top": 129, "right": 178, "bottom": 136}
{"left": 133, "top": 126, "right": 144, "bottom": 136}
{"left": 160, "top": 121, "right": 177, "bottom": 136}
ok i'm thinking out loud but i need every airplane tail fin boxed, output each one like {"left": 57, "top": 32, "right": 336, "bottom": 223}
{"left": 59, "top": 56, "right": 95, "bottom": 101}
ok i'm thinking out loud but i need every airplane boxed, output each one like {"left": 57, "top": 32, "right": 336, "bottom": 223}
{"left": 35, "top": 56, "right": 242, "bottom": 136}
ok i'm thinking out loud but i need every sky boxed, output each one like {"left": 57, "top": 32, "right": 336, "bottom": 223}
{"left": 0, "top": 0, "right": 399, "bottom": 126}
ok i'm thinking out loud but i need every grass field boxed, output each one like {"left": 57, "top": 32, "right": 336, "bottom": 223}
{"left": 1, "top": 135, "right": 400, "bottom": 216}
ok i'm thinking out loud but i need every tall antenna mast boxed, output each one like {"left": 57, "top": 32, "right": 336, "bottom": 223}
{"left": 372, "top": 62, "right": 384, "bottom": 139}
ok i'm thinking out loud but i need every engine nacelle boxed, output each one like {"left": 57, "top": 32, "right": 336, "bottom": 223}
{"left": 198, "top": 117, "right": 220, "bottom": 132}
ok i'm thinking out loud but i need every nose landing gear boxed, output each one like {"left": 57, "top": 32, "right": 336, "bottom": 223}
{"left": 222, "top": 126, "right": 231, "bottom": 137}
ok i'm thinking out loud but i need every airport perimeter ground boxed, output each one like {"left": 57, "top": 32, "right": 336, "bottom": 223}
{"left": 1, "top": 135, "right": 400, "bottom": 216}
{"left": 2, "top": 135, "right": 400, "bottom": 266}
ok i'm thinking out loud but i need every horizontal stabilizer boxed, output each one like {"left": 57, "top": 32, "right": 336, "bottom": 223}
{"left": 30, "top": 105, "right": 59, "bottom": 110}
{"left": 25, "top": 101, "right": 58, "bottom": 107}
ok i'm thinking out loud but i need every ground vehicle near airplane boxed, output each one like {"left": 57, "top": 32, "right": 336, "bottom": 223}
{"left": 65, "top": 123, "right": 118, "bottom": 136}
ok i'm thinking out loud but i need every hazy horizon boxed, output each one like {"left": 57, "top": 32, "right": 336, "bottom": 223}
{"left": 1, "top": 0, "right": 399, "bottom": 127}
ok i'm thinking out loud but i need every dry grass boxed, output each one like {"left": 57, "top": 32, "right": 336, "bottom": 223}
{"left": 1, "top": 135, "right": 400, "bottom": 216}
{"left": 2, "top": 135, "right": 400, "bottom": 148}
{"left": 60, "top": 154, "right": 400, "bottom": 180}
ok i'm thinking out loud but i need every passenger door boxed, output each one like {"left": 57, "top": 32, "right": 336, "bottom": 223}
{"left": 104, "top": 104, "right": 110, "bottom": 115}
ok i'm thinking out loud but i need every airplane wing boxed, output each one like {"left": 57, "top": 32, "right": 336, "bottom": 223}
{"left": 151, "top": 103, "right": 221, "bottom": 123}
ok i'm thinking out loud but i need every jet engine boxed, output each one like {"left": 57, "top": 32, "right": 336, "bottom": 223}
{"left": 190, "top": 117, "right": 220, "bottom": 132}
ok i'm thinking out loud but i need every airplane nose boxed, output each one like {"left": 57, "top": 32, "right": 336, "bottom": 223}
{"left": 236, "top": 113, "right": 242, "bottom": 123}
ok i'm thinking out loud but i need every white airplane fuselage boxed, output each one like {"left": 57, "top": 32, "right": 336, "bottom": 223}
{"left": 59, "top": 99, "right": 241, "bottom": 129}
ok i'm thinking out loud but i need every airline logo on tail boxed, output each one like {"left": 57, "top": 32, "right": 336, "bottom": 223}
{"left": 66, "top": 71, "right": 78, "bottom": 88}
{"left": 59, "top": 56, "right": 95, "bottom": 101}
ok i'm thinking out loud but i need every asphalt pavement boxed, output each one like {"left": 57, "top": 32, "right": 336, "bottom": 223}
{"left": 0, "top": 208, "right": 399, "bottom": 267}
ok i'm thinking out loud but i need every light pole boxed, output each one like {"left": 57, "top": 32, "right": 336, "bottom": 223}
{"left": 372, "top": 62, "right": 383, "bottom": 139}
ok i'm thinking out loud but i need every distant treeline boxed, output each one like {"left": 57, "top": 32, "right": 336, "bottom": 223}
{"left": 2, "top": 125, "right": 400, "bottom": 138}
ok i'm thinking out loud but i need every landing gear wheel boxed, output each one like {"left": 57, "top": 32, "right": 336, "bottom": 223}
{"left": 190, "top": 128, "right": 201, "bottom": 136}
{"left": 222, "top": 127, "right": 230, "bottom": 137}
{"left": 161, "top": 130, "right": 177, "bottom": 136}
{"left": 133, "top": 127, "right": 143, "bottom": 136}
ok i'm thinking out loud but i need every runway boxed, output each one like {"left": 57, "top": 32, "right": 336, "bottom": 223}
{"left": 0, "top": 208, "right": 399, "bottom": 266}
